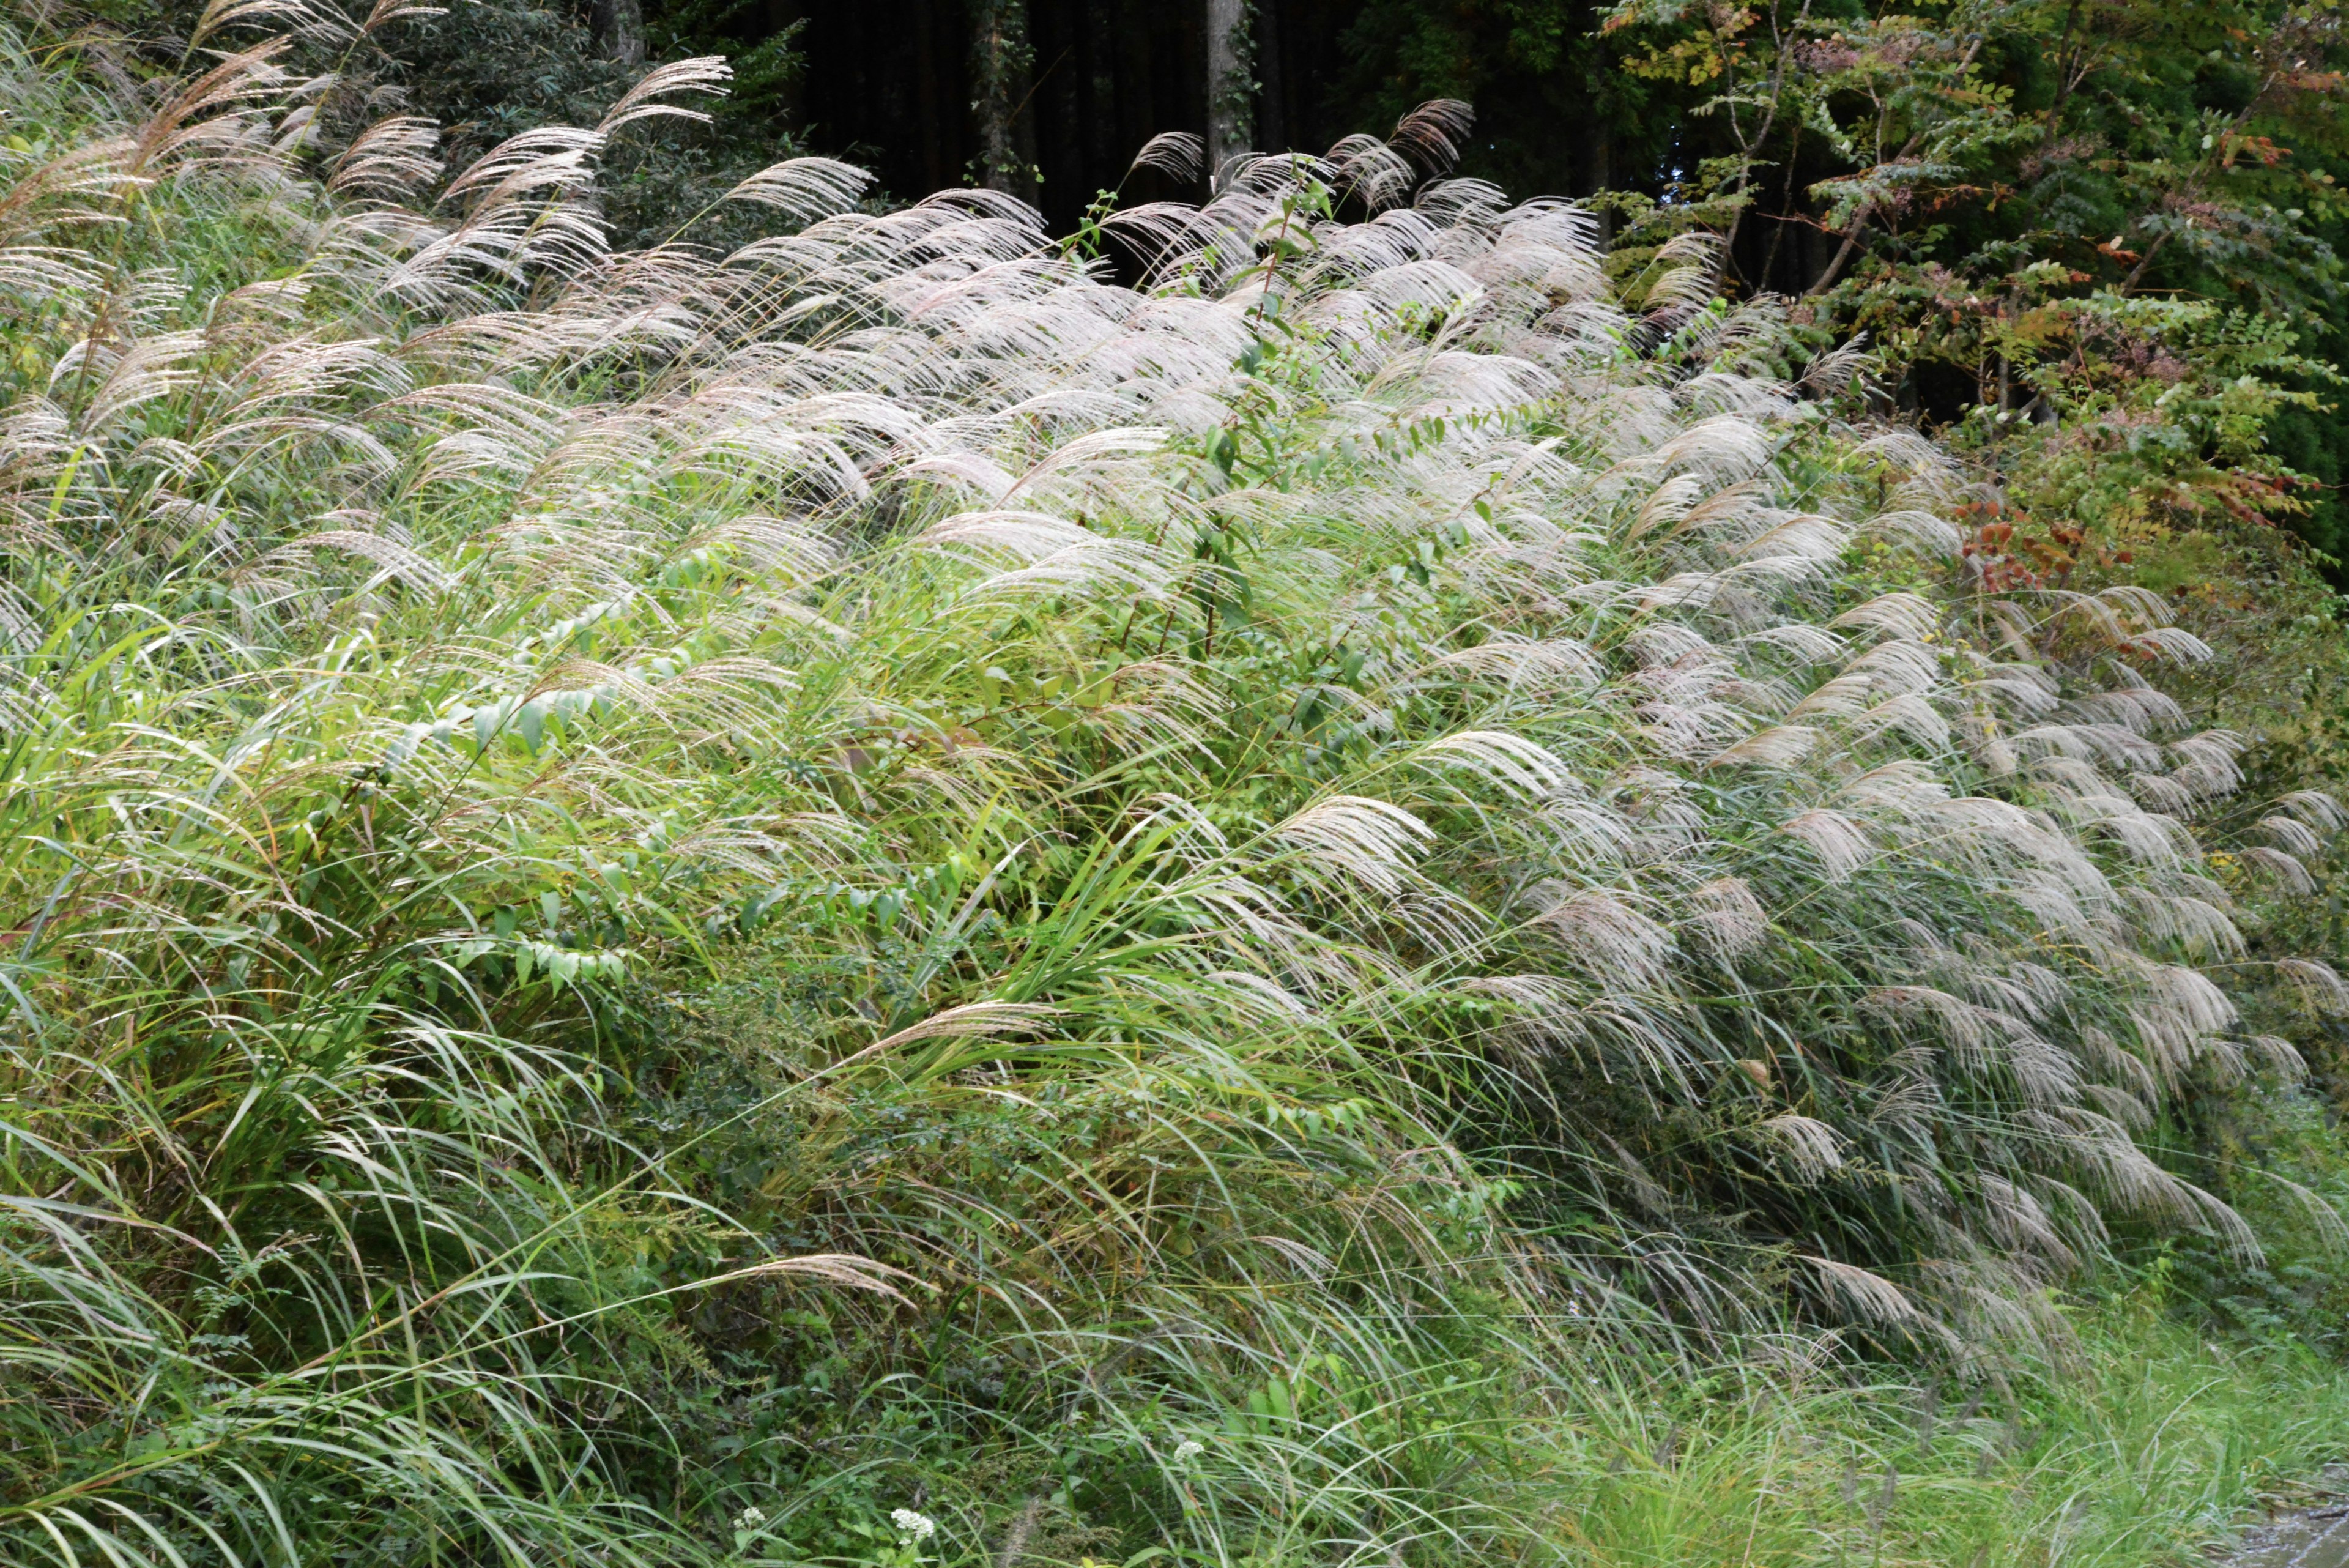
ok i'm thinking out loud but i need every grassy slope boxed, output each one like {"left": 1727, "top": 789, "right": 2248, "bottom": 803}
{"left": 1539, "top": 1292, "right": 2349, "bottom": 1568}
{"left": 1, "top": 13, "right": 2347, "bottom": 1567}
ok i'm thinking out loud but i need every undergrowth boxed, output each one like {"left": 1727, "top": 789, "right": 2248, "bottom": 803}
{"left": 1520, "top": 1289, "right": 2349, "bottom": 1568}
{"left": 2, "top": 5, "right": 2347, "bottom": 1565}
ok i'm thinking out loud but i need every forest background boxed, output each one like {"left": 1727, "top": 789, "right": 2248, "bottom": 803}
{"left": 371, "top": 0, "right": 2349, "bottom": 569}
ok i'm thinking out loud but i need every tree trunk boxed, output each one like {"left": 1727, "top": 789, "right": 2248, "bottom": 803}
{"left": 1578, "top": 100, "right": 1612, "bottom": 243}
{"left": 916, "top": 1, "right": 947, "bottom": 193}
{"left": 589, "top": 0, "right": 644, "bottom": 66}
{"left": 1076, "top": 0, "right": 1115, "bottom": 193}
{"left": 1205, "top": 0, "right": 1253, "bottom": 184}
{"left": 970, "top": 0, "right": 1037, "bottom": 202}
{"left": 1115, "top": 0, "right": 1155, "bottom": 174}
{"left": 1256, "top": 0, "right": 1284, "bottom": 152}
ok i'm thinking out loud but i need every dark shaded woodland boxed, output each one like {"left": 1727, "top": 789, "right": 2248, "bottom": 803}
{"left": 694, "top": 1, "right": 1392, "bottom": 234}
{"left": 316, "top": 0, "right": 2349, "bottom": 564}
{"left": 633, "top": 0, "right": 2349, "bottom": 361}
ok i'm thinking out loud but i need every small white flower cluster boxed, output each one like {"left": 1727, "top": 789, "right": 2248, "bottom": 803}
{"left": 733, "top": 1505, "right": 766, "bottom": 1531}
{"left": 891, "top": 1508, "right": 937, "bottom": 1543}
{"left": 1171, "top": 1439, "right": 1205, "bottom": 1463}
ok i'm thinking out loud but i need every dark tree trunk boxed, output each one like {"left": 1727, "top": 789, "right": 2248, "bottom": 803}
{"left": 1077, "top": 0, "right": 1116, "bottom": 195}
{"left": 1256, "top": 0, "right": 1285, "bottom": 150}
{"left": 1114, "top": 0, "right": 1156, "bottom": 176}
{"left": 590, "top": 0, "right": 644, "bottom": 66}
{"left": 1205, "top": 0, "right": 1252, "bottom": 179}
{"left": 916, "top": 4, "right": 948, "bottom": 191}
{"left": 970, "top": 0, "right": 1037, "bottom": 201}
{"left": 1578, "top": 96, "right": 1612, "bottom": 240}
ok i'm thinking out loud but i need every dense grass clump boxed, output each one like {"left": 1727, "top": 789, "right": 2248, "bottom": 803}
{"left": 2, "top": 11, "right": 2346, "bottom": 1565}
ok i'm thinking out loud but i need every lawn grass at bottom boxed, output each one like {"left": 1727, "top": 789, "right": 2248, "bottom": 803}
{"left": 1533, "top": 1288, "right": 2349, "bottom": 1568}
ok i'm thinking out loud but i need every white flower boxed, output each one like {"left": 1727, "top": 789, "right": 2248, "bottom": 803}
{"left": 891, "top": 1509, "right": 937, "bottom": 1543}
{"left": 733, "top": 1505, "right": 766, "bottom": 1530}
{"left": 1171, "top": 1439, "right": 1205, "bottom": 1463}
